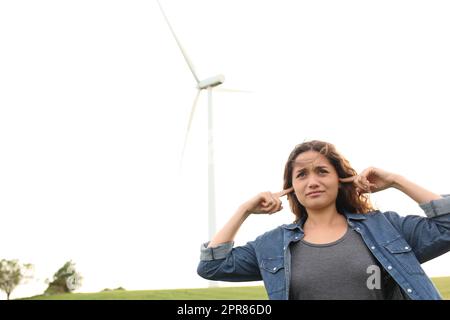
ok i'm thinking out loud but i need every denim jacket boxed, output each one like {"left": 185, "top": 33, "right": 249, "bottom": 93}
{"left": 197, "top": 196, "right": 450, "bottom": 300}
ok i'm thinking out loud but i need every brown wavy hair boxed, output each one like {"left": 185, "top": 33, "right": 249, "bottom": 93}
{"left": 283, "top": 140, "right": 374, "bottom": 223}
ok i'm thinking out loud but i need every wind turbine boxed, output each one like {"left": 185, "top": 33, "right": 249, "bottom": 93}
{"left": 157, "top": 0, "right": 229, "bottom": 250}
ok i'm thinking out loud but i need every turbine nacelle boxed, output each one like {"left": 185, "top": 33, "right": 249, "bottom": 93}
{"left": 197, "top": 75, "right": 225, "bottom": 90}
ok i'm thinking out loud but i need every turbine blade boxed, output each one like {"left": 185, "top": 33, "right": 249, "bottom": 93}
{"left": 180, "top": 89, "right": 202, "bottom": 168}
{"left": 156, "top": 0, "right": 200, "bottom": 84}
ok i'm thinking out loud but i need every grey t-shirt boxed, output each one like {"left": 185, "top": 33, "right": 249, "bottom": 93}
{"left": 289, "top": 226, "right": 397, "bottom": 300}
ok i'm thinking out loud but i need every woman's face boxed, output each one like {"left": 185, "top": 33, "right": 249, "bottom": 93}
{"left": 291, "top": 151, "right": 340, "bottom": 212}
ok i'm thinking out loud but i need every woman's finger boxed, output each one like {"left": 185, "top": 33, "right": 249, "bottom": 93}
{"left": 269, "top": 194, "right": 278, "bottom": 208}
{"left": 339, "top": 176, "right": 357, "bottom": 183}
{"left": 360, "top": 167, "right": 375, "bottom": 179}
{"left": 267, "top": 194, "right": 280, "bottom": 212}
{"left": 265, "top": 201, "right": 276, "bottom": 213}
{"left": 361, "top": 175, "right": 372, "bottom": 186}
{"left": 339, "top": 172, "right": 379, "bottom": 194}
{"left": 357, "top": 177, "right": 370, "bottom": 189}
{"left": 258, "top": 189, "right": 290, "bottom": 214}
{"left": 274, "top": 187, "right": 294, "bottom": 198}
{"left": 276, "top": 198, "right": 282, "bottom": 211}
{"left": 261, "top": 192, "right": 274, "bottom": 207}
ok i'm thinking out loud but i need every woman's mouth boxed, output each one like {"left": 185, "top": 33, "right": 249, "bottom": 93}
{"left": 306, "top": 191, "right": 324, "bottom": 197}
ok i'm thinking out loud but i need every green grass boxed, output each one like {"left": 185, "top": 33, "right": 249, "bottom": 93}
{"left": 22, "top": 286, "right": 269, "bottom": 300}
{"left": 21, "top": 277, "right": 450, "bottom": 300}
{"left": 432, "top": 276, "right": 450, "bottom": 299}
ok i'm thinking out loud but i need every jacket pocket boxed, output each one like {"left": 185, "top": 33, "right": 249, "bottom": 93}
{"left": 260, "top": 257, "right": 285, "bottom": 295}
{"left": 260, "top": 257, "right": 284, "bottom": 273}
{"left": 384, "top": 237, "right": 425, "bottom": 275}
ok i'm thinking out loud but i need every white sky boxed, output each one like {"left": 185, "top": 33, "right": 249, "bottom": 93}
{"left": 1, "top": 0, "right": 449, "bottom": 299}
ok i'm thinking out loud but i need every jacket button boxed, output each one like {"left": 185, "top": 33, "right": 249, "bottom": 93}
{"left": 273, "top": 267, "right": 277, "bottom": 271}
{"left": 407, "top": 288, "right": 412, "bottom": 293}
{"left": 387, "top": 265, "right": 392, "bottom": 270}
{"left": 405, "top": 246, "right": 409, "bottom": 250}
{"left": 370, "top": 246, "right": 375, "bottom": 250}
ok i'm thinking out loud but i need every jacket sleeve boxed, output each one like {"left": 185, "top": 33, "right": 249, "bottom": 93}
{"left": 384, "top": 195, "right": 450, "bottom": 263}
{"left": 197, "top": 240, "right": 262, "bottom": 282}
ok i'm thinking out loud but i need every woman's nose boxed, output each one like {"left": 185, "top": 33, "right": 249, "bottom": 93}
{"left": 306, "top": 178, "right": 320, "bottom": 189}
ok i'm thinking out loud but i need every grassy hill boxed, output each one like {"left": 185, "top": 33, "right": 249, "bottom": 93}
{"left": 23, "top": 286, "right": 268, "bottom": 300}
{"left": 22, "top": 276, "right": 450, "bottom": 300}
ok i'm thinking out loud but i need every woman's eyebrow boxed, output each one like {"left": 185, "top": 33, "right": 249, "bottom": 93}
{"left": 294, "top": 164, "right": 329, "bottom": 173}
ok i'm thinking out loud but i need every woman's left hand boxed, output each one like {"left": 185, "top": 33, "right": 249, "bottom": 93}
{"left": 339, "top": 167, "right": 398, "bottom": 194}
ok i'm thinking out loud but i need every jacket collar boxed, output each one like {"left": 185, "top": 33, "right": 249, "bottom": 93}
{"left": 281, "top": 210, "right": 367, "bottom": 231}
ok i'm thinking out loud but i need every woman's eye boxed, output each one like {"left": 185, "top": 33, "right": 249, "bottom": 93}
{"left": 297, "top": 172, "right": 306, "bottom": 178}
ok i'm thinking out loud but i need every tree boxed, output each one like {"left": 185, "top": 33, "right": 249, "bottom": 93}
{"left": 0, "top": 259, "right": 33, "bottom": 300}
{"left": 44, "top": 260, "right": 82, "bottom": 295}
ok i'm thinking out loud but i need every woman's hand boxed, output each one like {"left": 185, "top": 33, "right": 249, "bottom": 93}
{"left": 243, "top": 187, "right": 294, "bottom": 215}
{"left": 339, "top": 167, "right": 398, "bottom": 194}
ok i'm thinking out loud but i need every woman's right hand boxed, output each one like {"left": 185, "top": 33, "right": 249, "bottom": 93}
{"left": 242, "top": 187, "right": 294, "bottom": 215}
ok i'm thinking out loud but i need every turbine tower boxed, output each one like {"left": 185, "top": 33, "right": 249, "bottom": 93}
{"left": 157, "top": 0, "right": 224, "bottom": 250}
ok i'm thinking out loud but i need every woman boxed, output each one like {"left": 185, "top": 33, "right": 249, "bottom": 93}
{"left": 197, "top": 140, "right": 450, "bottom": 300}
